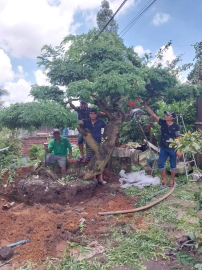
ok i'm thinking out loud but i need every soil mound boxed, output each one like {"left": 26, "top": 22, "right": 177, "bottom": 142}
{"left": 17, "top": 177, "right": 97, "bottom": 205}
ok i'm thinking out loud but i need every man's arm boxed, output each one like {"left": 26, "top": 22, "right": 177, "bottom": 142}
{"left": 69, "top": 150, "right": 72, "bottom": 160}
{"left": 66, "top": 138, "right": 73, "bottom": 160}
{"left": 78, "top": 120, "right": 84, "bottom": 126}
{"left": 69, "top": 102, "right": 78, "bottom": 111}
{"left": 144, "top": 103, "right": 159, "bottom": 123}
{"left": 98, "top": 112, "right": 107, "bottom": 117}
{"left": 44, "top": 140, "right": 53, "bottom": 153}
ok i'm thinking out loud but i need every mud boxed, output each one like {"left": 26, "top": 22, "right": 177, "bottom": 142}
{"left": 0, "top": 167, "right": 141, "bottom": 268}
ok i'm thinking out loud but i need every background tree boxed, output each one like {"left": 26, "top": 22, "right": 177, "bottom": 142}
{"left": 30, "top": 85, "right": 66, "bottom": 105}
{"left": 188, "top": 42, "right": 202, "bottom": 85}
{"left": 96, "top": 0, "right": 118, "bottom": 34}
{"left": 0, "top": 87, "right": 9, "bottom": 109}
{"left": 0, "top": 102, "right": 77, "bottom": 131}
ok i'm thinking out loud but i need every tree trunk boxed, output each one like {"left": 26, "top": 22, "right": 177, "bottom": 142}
{"left": 195, "top": 97, "right": 202, "bottom": 131}
{"left": 82, "top": 114, "right": 124, "bottom": 179}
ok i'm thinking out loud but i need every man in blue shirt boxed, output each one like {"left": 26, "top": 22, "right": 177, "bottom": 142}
{"left": 69, "top": 101, "right": 91, "bottom": 161}
{"left": 78, "top": 108, "right": 106, "bottom": 185}
{"left": 144, "top": 103, "right": 181, "bottom": 187}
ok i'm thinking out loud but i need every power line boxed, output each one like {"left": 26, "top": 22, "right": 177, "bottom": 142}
{"left": 95, "top": 0, "right": 128, "bottom": 39}
{"left": 119, "top": 0, "right": 156, "bottom": 38}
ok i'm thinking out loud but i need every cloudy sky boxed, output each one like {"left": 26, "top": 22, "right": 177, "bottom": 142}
{"left": 0, "top": 0, "right": 201, "bottom": 105}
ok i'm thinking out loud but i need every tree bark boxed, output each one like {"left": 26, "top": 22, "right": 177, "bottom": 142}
{"left": 78, "top": 128, "right": 99, "bottom": 153}
{"left": 83, "top": 112, "right": 124, "bottom": 179}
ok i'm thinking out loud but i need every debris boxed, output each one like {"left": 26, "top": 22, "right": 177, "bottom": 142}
{"left": 119, "top": 169, "right": 160, "bottom": 189}
{"left": 2, "top": 202, "right": 15, "bottom": 211}
{"left": 0, "top": 247, "right": 14, "bottom": 260}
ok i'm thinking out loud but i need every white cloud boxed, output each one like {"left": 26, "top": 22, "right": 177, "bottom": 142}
{"left": 134, "top": 45, "right": 150, "bottom": 56}
{"left": 2, "top": 79, "right": 33, "bottom": 106}
{"left": 0, "top": 49, "right": 14, "bottom": 84}
{"left": 34, "top": 70, "right": 51, "bottom": 86}
{"left": 0, "top": 0, "right": 135, "bottom": 58}
{"left": 153, "top": 13, "right": 170, "bottom": 25}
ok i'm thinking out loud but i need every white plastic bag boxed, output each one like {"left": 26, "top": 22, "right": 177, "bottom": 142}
{"left": 119, "top": 170, "right": 160, "bottom": 189}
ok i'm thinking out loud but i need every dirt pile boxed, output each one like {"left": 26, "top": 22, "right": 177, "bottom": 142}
{"left": 0, "top": 167, "right": 140, "bottom": 268}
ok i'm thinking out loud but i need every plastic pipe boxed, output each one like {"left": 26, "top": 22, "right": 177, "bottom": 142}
{"left": 7, "top": 239, "right": 30, "bottom": 248}
{"left": 98, "top": 182, "right": 176, "bottom": 215}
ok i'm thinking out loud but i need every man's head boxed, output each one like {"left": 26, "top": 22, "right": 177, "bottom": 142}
{"left": 80, "top": 101, "right": 88, "bottom": 110}
{"left": 164, "top": 111, "right": 176, "bottom": 121}
{"left": 89, "top": 108, "right": 98, "bottom": 120}
{"left": 53, "top": 128, "right": 61, "bottom": 140}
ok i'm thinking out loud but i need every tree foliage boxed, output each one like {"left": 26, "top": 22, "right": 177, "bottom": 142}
{"left": 30, "top": 85, "right": 66, "bottom": 105}
{"left": 96, "top": 0, "right": 118, "bottom": 34}
{"left": 188, "top": 42, "right": 202, "bottom": 85}
{"left": 0, "top": 87, "right": 9, "bottom": 109}
{"left": 0, "top": 102, "right": 77, "bottom": 130}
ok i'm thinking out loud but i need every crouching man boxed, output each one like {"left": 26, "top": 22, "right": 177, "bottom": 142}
{"left": 44, "top": 128, "right": 72, "bottom": 174}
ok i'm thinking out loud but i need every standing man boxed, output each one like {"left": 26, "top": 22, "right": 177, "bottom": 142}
{"left": 144, "top": 103, "right": 181, "bottom": 187}
{"left": 78, "top": 108, "right": 107, "bottom": 185}
{"left": 44, "top": 128, "right": 72, "bottom": 174}
{"left": 69, "top": 101, "right": 91, "bottom": 161}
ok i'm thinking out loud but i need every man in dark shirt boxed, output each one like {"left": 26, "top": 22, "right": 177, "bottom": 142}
{"left": 144, "top": 103, "right": 181, "bottom": 187}
{"left": 69, "top": 101, "right": 91, "bottom": 161}
{"left": 78, "top": 108, "right": 106, "bottom": 185}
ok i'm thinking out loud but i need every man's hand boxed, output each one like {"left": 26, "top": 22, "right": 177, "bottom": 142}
{"left": 43, "top": 143, "right": 48, "bottom": 151}
{"left": 68, "top": 158, "right": 73, "bottom": 163}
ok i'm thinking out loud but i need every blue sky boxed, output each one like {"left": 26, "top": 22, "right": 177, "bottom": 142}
{"left": 0, "top": 0, "right": 201, "bottom": 105}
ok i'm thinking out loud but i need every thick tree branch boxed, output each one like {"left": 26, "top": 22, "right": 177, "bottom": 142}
{"left": 78, "top": 127, "right": 99, "bottom": 153}
{"left": 94, "top": 98, "right": 113, "bottom": 119}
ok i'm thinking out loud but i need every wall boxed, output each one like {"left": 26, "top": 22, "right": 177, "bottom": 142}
{"left": 22, "top": 135, "right": 78, "bottom": 156}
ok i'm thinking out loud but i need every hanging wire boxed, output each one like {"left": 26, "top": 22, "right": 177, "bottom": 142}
{"left": 95, "top": 0, "right": 128, "bottom": 40}
{"left": 119, "top": 0, "right": 157, "bottom": 38}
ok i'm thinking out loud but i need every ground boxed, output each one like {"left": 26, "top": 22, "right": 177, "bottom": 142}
{"left": 0, "top": 166, "right": 202, "bottom": 270}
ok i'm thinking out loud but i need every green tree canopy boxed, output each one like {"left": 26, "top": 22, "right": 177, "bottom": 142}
{"left": 30, "top": 85, "right": 66, "bottom": 105}
{"left": 0, "top": 102, "right": 77, "bottom": 130}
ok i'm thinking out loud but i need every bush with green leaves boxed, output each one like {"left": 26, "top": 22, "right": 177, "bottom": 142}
{"left": 28, "top": 144, "right": 45, "bottom": 161}
{"left": 170, "top": 130, "right": 202, "bottom": 155}
{"left": 0, "top": 128, "right": 22, "bottom": 167}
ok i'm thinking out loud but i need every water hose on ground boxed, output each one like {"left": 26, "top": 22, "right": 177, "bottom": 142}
{"left": 134, "top": 182, "right": 185, "bottom": 207}
{"left": 98, "top": 182, "right": 177, "bottom": 215}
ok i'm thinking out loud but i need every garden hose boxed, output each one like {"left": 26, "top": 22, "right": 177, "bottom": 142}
{"left": 98, "top": 182, "right": 177, "bottom": 216}
{"left": 134, "top": 182, "right": 185, "bottom": 207}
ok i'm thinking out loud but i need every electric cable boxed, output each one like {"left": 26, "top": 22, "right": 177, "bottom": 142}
{"left": 119, "top": 0, "right": 156, "bottom": 38}
{"left": 95, "top": 0, "right": 128, "bottom": 40}
{"left": 119, "top": 0, "right": 155, "bottom": 36}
